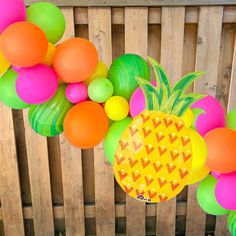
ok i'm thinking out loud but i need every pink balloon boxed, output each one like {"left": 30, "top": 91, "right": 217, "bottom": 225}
{"left": 211, "top": 171, "right": 221, "bottom": 179}
{"left": 16, "top": 64, "right": 58, "bottom": 104}
{"left": 0, "top": 0, "right": 26, "bottom": 33}
{"left": 12, "top": 65, "right": 21, "bottom": 73}
{"left": 130, "top": 81, "right": 156, "bottom": 118}
{"left": 215, "top": 172, "right": 236, "bottom": 210}
{"left": 191, "top": 95, "right": 226, "bottom": 136}
{"left": 65, "top": 83, "right": 88, "bottom": 104}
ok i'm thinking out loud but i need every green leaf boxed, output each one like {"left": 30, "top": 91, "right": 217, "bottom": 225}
{"left": 147, "top": 57, "right": 171, "bottom": 104}
{"left": 136, "top": 77, "right": 159, "bottom": 110}
{"left": 171, "top": 71, "right": 204, "bottom": 109}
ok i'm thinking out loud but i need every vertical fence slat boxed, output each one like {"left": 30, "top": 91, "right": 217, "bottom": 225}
{"left": 88, "top": 7, "right": 115, "bottom": 236}
{"left": 228, "top": 35, "right": 236, "bottom": 111}
{"left": 186, "top": 6, "right": 223, "bottom": 236}
{"left": 59, "top": 7, "right": 86, "bottom": 236}
{"left": 0, "top": 105, "right": 25, "bottom": 236}
{"left": 215, "top": 215, "right": 231, "bottom": 236}
{"left": 124, "top": 7, "right": 148, "bottom": 236}
{"left": 23, "top": 110, "right": 54, "bottom": 236}
{"left": 156, "top": 6, "right": 185, "bottom": 236}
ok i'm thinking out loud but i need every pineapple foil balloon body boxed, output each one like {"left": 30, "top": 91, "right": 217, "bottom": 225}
{"left": 114, "top": 57, "right": 204, "bottom": 203}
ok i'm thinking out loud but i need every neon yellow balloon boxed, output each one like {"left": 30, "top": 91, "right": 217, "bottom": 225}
{"left": 0, "top": 36, "right": 11, "bottom": 76}
{"left": 84, "top": 61, "right": 108, "bottom": 85}
{"left": 188, "top": 128, "right": 207, "bottom": 172}
{"left": 186, "top": 165, "right": 210, "bottom": 185}
{"left": 105, "top": 96, "right": 129, "bottom": 121}
{"left": 42, "top": 42, "right": 56, "bottom": 65}
{"left": 182, "top": 109, "right": 194, "bottom": 128}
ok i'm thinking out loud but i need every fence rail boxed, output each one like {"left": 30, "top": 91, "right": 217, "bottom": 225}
{"left": 0, "top": 2, "right": 236, "bottom": 236}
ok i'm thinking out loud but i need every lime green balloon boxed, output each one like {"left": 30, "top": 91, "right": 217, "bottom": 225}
{"left": 88, "top": 77, "right": 113, "bottom": 103}
{"left": 0, "top": 69, "right": 30, "bottom": 109}
{"left": 197, "top": 175, "right": 229, "bottom": 216}
{"left": 104, "top": 117, "right": 132, "bottom": 164}
{"left": 227, "top": 109, "right": 236, "bottom": 131}
{"left": 29, "top": 85, "right": 73, "bottom": 137}
{"left": 27, "top": 2, "right": 65, "bottom": 43}
{"left": 228, "top": 211, "right": 236, "bottom": 235}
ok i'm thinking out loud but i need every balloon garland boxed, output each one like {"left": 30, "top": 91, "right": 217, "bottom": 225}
{"left": 0, "top": 0, "right": 236, "bottom": 233}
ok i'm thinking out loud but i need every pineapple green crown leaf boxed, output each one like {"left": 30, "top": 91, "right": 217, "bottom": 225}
{"left": 136, "top": 57, "right": 205, "bottom": 117}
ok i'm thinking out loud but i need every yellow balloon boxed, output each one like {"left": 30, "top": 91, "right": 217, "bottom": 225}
{"left": 84, "top": 61, "right": 108, "bottom": 85}
{"left": 0, "top": 36, "right": 11, "bottom": 76}
{"left": 188, "top": 128, "right": 207, "bottom": 172}
{"left": 105, "top": 96, "right": 129, "bottom": 121}
{"left": 182, "top": 109, "right": 194, "bottom": 128}
{"left": 42, "top": 42, "right": 56, "bottom": 65}
{"left": 186, "top": 165, "right": 210, "bottom": 185}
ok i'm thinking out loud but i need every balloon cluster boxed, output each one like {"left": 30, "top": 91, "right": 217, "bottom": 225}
{"left": 1, "top": 1, "right": 236, "bottom": 232}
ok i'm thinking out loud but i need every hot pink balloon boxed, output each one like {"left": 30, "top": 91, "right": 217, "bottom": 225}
{"left": 191, "top": 95, "right": 226, "bottom": 136}
{"left": 65, "top": 82, "right": 88, "bottom": 104}
{"left": 211, "top": 171, "right": 221, "bottom": 179}
{"left": 215, "top": 172, "right": 236, "bottom": 210}
{"left": 16, "top": 64, "right": 58, "bottom": 104}
{"left": 130, "top": 81, "right": 156, "bottom": 118}
{"left": 0, "top": 0, "right": 26, "bottom": 33}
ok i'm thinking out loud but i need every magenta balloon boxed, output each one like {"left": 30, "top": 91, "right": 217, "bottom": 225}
{"left": 191, "top": 95, "right": 226, "bottom": 136}
{"left": 16, "top": 64, "right": 58, "bottom": 104}
{"left": 130, "top": 81, "right": 156, "bottom": 118}
{"left": 215, "top": 172, "right": 236, "bottom": 210}
{"left": 0, "top": 0, "right": 26, "bottom": 32}
{"left": 65, "top": 82, "right": 88, "bottom": 104}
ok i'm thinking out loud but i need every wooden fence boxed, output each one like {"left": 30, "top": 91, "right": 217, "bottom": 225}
{"left": 1, "top": 1, "right": 236, "bottom": 235}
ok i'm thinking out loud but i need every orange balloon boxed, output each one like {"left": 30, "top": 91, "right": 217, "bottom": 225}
{"left": 1, "top": 22, "right": 48, "bottom": 67}
{"left": 53, "top": 38, "right": 98, "bottom": 83}
{"left": 64, "top": 101, "right": 108, "bottom": 148}
{"left": 204, "top": 128, "right": 236, "bottom": 174}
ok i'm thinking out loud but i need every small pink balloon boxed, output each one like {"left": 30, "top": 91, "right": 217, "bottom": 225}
{"left": 211, "top": 171, "right": 221, "bottom": 179}
{"left": 215, "top": 172, "right": 236, "bottom": 210}
{"left": 16, "top": 64, "right": 58, "bottom": 104}
{"left": 0, "top": 0, "right": 26, "bottom": 33}
{"left": 12, "top": 65, "right": 21, "bottom": 73}
{"left": 65, "top": 83, "right": 88, "bottom": 104}
{"left": 191, "top": 95, "right": 226, "bottom": 136}
{"left": 130, "top": 81, "right": 156, "bottom": 118}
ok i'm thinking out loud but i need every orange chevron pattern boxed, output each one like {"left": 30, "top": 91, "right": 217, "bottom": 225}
{"left": 114, "top": 110, "right": 193, "bottom": 203}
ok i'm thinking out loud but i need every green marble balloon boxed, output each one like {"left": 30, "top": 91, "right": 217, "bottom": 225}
{"left": 228, "top": 211, "right": 236, "bottom": 235}
{"left": 108, "top": 54, "right": 150, "bottom": 101}
{"left": 29, "top": 85, "right": 73, "bottom": 137}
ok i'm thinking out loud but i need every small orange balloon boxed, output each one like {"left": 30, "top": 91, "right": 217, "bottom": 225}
{"left": 63, "top": 101, "right": 108, "bottom": 149}
{"left": 1, "top": 22, "right": 48, "bottom": 67}
{"left": 53, "top": 38, "right": 98, "bottom": 83}
{"left": 204, "top": 128, "right": 236, "bottom": 174}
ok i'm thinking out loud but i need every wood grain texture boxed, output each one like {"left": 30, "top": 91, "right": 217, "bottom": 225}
{"left": 215, "top": 215, "right": 231, "bottom": 236}
{"left": 88, "top": 7, "right": 115, "bottom": 236}
{"left": 125, "top": 7, "right": 148, "bottom": 236}
{"left": 186, "top": 6, "right": 223, "bottom": 236}
{"left": 156, "top": 7, "right": 185, "bottom": 236}
{"left": 23, "top": 109, "right": 54, "bottom": 236}
{"left": 74, "top": 7, "right": 236, "bottom": 25}
{"left": 228, "top": 34, "right": 236, "bottom": 111}
{"left": 59, "top": 7, "right": 85, "bottom": 236}
{"left": 0, "top": 105, "right": 25, "bottom": 236}
{"left": 25, "top": 0, "right": 236, "bottom": 6}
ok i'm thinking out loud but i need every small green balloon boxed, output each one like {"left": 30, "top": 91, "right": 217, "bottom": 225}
{"left": 197, "top": 175, "right": 229, "bottom": 216}
{"left": 104, "top": 117, "right": 132, "bottom": 164}
{"left": 228, "top": 211, "right": 236, "bottom": 235}
{"left": 226, "top": 109, "right": 236, "bottom": 131}
{"left": 88, "top": 77, "right": 113, "bottom": 103}
{"left": 29, "top": 85, "right": 73, "bottom": 137}
{"left": 0, "top": 69, "right": 30, "bottom": 109}
{"left": 27, "top": 2, "right": 65, "bottom": 44}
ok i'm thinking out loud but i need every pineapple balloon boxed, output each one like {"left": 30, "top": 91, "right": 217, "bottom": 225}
{"left": 114, "top": 57, "right": 204, "bottom": 203}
